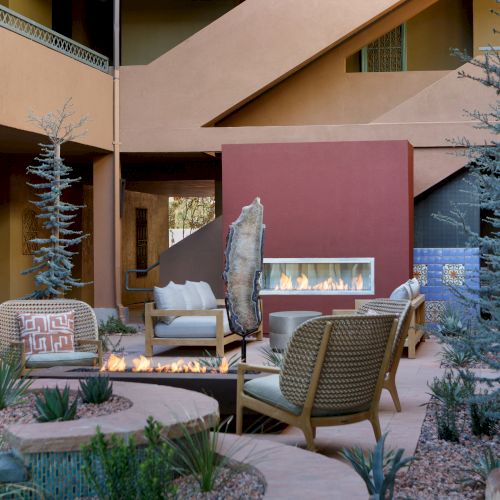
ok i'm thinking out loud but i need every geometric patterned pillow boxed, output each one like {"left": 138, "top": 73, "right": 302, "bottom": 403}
{"left": 18, "top": 311, "right": 75, "bottom": 355}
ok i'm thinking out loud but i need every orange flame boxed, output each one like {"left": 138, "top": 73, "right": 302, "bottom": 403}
{"left": 101, "top": 354, "right": 126, "bottom": 372}
{"left": 274, "top": 273, "right": 365, "bottom": 291}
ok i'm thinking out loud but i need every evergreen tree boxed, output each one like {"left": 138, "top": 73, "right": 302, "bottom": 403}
{"left": 22, "top": 99, "right": 90, "bottom": 299}
{"left": 435, "top": 25, "right": 499, "bottom": 415}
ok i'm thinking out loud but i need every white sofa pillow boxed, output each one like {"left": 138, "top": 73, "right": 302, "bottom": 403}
{"left": 154, "top": 281, "right": 187, "bottom": 324}
{"left": 184, "top": 281, "right": 204, "bottom": 310}
{"left": 408, "top": 277, "right": 420, "bottom": 298}
{"left": 196, "top": 281, "right": 218, "bottom": 310}
{"left": 389, "top": 282, "right": 412, "bottom": 300}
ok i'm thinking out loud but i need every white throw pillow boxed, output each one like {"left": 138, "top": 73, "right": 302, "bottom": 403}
{"left": 154, "top": 281, "right": 187, "bottom": 324}
{"left": 408, "top": 278, "right": 420, "bottom": 299}
{"left": 197, "top": 281, "right": 218, "bottom": 310}
{"left": 184, "top": 281, "right": 204, "bottom": 310}
{"left": 389, "top": 282, "right": 412, "bottom": 300}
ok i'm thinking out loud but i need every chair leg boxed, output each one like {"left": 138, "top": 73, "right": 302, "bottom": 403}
{"left": 236, "top": 401, "right": 243, "bottom": 435}
{"left": 386, "top": 377, "right": 402, "bottom": 413}
{"left": 369, "top": 414, "right": 382, "bottom": 442}
{"left": 302, "top": 422, "right": 316, "bottom": 452}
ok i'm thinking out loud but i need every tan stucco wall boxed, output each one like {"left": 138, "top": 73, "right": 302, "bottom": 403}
{"left": 6, "top": 0, "right": 52, "bottom": 28}
{"left": 121, "top": 0, "right": 239, "bottom": 65}
{"left": 122, "top": 190, "right": 169, "bottom": 306}
{"left": 0, "top": 28, "right": 113, "bottom": 152}
{"left": 406, "top": 0, "right": 472, "bottom": 71}
{"left": 473, "top": 0, "right": 498, "bottom": 55}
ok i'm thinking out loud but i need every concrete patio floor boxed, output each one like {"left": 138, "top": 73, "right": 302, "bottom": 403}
{"left": 109, "top": 327, "right": 445, "bottom": 498}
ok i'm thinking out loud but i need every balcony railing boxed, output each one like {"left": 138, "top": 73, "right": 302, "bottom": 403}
{"left": 0, "top": 4, "right": 109, "bottom": 73}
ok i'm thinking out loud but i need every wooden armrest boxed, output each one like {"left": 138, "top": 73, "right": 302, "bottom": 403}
{"left": 331, "top": 309, "right": 357, "bottom": 315}
{"left": 75, "top": 339, "right": 103, "bottom": 368}
{"left": 238, "top": 362, "right": 281, "bottom": 375}
{"left": 216, "top": 299, "right": 226, "bottom": 307}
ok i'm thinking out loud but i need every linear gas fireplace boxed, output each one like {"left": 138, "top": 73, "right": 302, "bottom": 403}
{"left": 261, "top": 258, "right": 375, "bottom": 295}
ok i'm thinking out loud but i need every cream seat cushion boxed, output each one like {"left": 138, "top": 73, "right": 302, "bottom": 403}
{"left": 154, "top": 309, "right": 232, "bottom": 338}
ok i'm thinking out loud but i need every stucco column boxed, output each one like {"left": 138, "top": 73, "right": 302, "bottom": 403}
{"left": 93, "top": 154, "right": 116, "bottom": 318}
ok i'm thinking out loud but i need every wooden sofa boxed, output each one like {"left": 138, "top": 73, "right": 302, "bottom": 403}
{"left": 144, "top": 299, "right": 264, "bottom": 357}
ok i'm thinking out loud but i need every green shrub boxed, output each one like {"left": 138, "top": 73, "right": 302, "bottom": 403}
{"left": 259, "top": 345, "right": 285, "bottom": 368}
{"left": 441, "top": 344, "right": 475, "bottom": 368}
{"left": 471, "top": 395, "right": 499, "bottom": 437}
{"left": 340, "top": 433, "right": 414, "bottom": 500}
{"left": 463, "top": 448, "right": 500, "bottom": 487}
{"left": 35, "top": 385, "right": 78, "bottom": 422}
{"left": 79, "top": 375, "right": 113, "bottom": 405}
{"left": 436, "top": 307, "right": 468, "bottom": 338}
{"left": 0, "top": 358, "right": 33, "bottom": 410}
{"left": 98, "top": 317, "right": 137, "bottom": 336}
{"left": 81, "top": 417, "right": 176, "bottom": 500}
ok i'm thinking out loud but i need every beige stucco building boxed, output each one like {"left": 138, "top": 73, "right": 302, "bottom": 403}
{"left": 0, "top": 0, "right": 496, "bottom": 317}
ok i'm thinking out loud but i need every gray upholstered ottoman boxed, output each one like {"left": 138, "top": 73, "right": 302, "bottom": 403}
{"left": 269, "top": 310, "right": 322, "bottom": 351}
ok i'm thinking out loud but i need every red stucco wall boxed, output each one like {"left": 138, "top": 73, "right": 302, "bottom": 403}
{"left": 222, "top": 140, "right": 413, "bottom": 330}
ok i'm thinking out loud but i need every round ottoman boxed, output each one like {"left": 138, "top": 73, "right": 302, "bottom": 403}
{"left": 269, "top": 310, "right": 323, "bottom": 351}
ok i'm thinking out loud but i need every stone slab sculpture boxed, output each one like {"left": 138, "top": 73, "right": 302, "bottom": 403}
{"left": 223, "top": 197, "right": 264, "bottom": 360}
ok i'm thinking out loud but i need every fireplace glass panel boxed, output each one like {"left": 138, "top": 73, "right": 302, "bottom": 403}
{"left": 261, "top": 258, "right": 374, "bottom": 295}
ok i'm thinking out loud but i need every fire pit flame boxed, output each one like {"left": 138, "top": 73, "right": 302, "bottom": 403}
{"left": 101, "top": 353, "right": 230, "bottom": 374}
{"left": 274, "top": 271, "right": 365, "bottom": 291}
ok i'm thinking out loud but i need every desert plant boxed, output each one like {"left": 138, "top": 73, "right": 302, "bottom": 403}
{"left": 0, "top": 357, "right": 34, "bottom": 410}
{"left": 471, "top": 395, "right": 499, "bottom": 437}
{"left": 81, "top": 418, "right": 176, "bottom": 500}
{"left": 259, "top": 345, "right": 285, "bottom": 368}
{"left": 462, "top": 447, "right": 500, "bottom": 487}
{"left": 427, "top": 371, "right": 468, "bottom": 442}
{"left": 339, "top": 433, "right": 414, "bottom": 500}
{"left": 22, "top": 99, "right": 90, "bottom": 298}
{"left": 35, "top": 385, "right": 78, "bottom": 422}
{"left": 98, "top": 317, "right": 137, "bottom": 336}
{"left": 79, "top": 375, "right": 113, "bottom": 405}
{"left": 199, "top": 351, "right": 240, "bottom": 371}
{"left": 81, "top": 427, "right": 138, "bottom": 500}
{"left": 436, "top": 306, "right": 468, "bottom": 338}
{"left": 441, "top": 344, "right": 476, "bottom": 368}
{"left": 167, "top": 417, "right": 235, "bottom": 492}
{"left": 0, "top": 483, "right": 44, "bottom": 499}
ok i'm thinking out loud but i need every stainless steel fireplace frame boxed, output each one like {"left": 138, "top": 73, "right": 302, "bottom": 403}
{"left": 260, "top": 257, "right": 375, "bottom": 296}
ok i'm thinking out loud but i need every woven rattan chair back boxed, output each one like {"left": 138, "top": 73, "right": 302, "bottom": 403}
{"left": 356, "top": 299, "right": 411, "bottom": 370}
{"left": 0, "top": 299, "right": 98, "bottom": 357}
{"left": 280, "top": 315, "right": 396, "bottom": 413}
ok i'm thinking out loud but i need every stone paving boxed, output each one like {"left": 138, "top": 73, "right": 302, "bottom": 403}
{"left": 111, "top": 328, "right": 445, "bottom": 498}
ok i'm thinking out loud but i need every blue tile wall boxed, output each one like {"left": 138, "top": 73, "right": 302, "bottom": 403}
{"left": 413, "top": 247, "right": 480, "bottom": 325}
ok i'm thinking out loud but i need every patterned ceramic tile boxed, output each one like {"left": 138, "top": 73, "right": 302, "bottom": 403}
{"left": 413, "top": 264, "right": 428, "bottom": 286}
{"left": 425, "top": 300, "right": 446, "bottom": 324}
{"left": 442, "top": 263, "right": 465, "bottom": 286}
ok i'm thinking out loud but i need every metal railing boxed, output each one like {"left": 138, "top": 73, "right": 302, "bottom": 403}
{"left": 0, "top": 5, "right": 109, "bottom": 73}
{"left": 125, "top": 261, "right": 159, "bottom": 292}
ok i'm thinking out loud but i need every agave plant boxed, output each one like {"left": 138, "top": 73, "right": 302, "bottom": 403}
{"left": 462, "top": 448, "right": 500, "bottom": 487}
{"left": 259, "top": 345, "right": 285, "bottom": 368}
{"left": 0, "top": 357, "right": 33, "bottom": 410}
{"left": 79, "top": 375, "right": 113, "bottom": 405}
{"left": 340, "top": 433, "right": 414, "bottom": 500}
{"left": 199, "top": 351, "right": 240, "bottom": 371}
{"left": 35, "top": 385, "right": 78, "bottom": 422}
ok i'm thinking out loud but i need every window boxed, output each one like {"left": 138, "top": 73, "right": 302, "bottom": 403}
{"left": 135, "top": 208, "right": 148, "bottom": 275}
{"left": 361, "top": 25, "right": 407, "bottom": 72}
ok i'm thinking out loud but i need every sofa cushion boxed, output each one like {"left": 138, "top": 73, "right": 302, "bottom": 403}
{"left": 26, "top": 351, "right": 97, "bottom": 369}
{"left": 196, "top": 281, "right": 218, "bottom": 310}
{"left": 408, "top": 278, "right": 420, "bottom": 298}
{"left": 18, "top": 311, "right": 75, "bottom": 355}
{"left": 184, "top": 282, "right": 204, "bottom": 310}
{"left": 244, "top": 375, "right": 369, "bottom": 417}
{"left": 389, "top": 282, "right": 412, "bottom": 300}
{"left": 154, "top": 282, "right": 187, "bottom": 324}
{"left": 154, "top": 311, "right": 232, "bottom": 338}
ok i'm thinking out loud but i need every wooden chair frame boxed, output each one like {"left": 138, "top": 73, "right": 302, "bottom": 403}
{"left": 236, "top": 318, "right": 398, "bottom": 451}
{"left": 145, "top": 299, "right": 264, "bottom": 358}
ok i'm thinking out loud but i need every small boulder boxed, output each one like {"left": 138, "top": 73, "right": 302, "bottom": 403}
{"left": 0, "top": 452, "right": 28, "bottom": 483}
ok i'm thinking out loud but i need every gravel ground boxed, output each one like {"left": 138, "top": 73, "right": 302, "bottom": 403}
{"left": 170, "top": 464, "right": 265, "bottom": 500}
{"left": 0, "top": 391, "right": 132, "bottom": 450}
{"left": 394, "top": 401, "right": 499, "bottom": 499}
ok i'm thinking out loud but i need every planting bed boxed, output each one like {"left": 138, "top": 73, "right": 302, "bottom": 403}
{"left": 395, "top": 400, "right": 499, "bottom": 499}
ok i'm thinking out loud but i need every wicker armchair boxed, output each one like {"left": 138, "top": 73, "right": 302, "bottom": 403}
{"left": 0, "top": 300, "right": 102, "bottom": 372}
{"left": 332, "top": 299, "right": 412, "bottom": 412}
{"left": 236, "top": 315, "right": 398, "bottom": 451}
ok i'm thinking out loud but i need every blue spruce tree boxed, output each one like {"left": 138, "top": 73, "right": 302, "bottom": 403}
{"left": 22, "top": 100, "right": 90, "bottom": 299}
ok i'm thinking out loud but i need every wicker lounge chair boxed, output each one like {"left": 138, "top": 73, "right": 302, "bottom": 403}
{"left": 0, "top": 299, "right": 102, "bottom": 372}
{"left": 236, "top": 315, "right": 398, "bottom": 451}
{"left": 333, "top": 299, "right": 412, "bottom": 412}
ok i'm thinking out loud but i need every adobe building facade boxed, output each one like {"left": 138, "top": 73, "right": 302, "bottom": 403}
{"left": 0, "top": 0, "right": 496, "bottom": 319}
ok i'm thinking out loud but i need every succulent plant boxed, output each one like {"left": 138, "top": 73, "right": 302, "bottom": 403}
{"left": 340, "top": 433, "right": 414, "bottom": 500}
{"left": 79, "top": 375, "right": 113, "bottom": 405}
{"left": 35, "top": 385, "right": 78, "bottom": 422}
{"left": 0, "top": 357, "right": 33, "bottom": 410}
